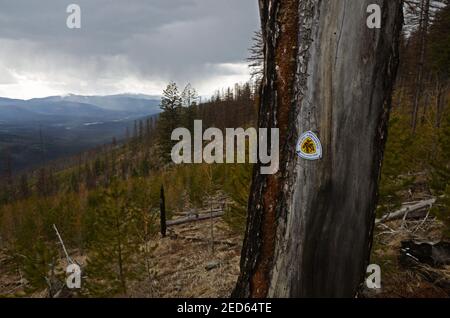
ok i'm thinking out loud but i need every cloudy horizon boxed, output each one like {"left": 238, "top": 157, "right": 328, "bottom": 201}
{"left": 0, "top": 0, "right": 260, "bottom": 100}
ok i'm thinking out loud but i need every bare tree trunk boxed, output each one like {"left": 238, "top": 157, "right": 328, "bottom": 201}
{"left": 412, "top": 0, "right": 431, "bottom": 133}
{"left": 396, "top": 36, "right": 411, "bottom": 110}
{"left": 233, "top": 0, "right": 403, "bottom": 298}
{"left": 420, "top": 74, "right": 431, "bottom": 124}
{"left": 435, "top": 77, "right": 447, "bottom": 128}
{"left": 115, "top": 215, "right": 127, "bottom": 295}
{"left": 210, "top": 202, "right": 215, "bottom": 255}
{"left": 396, "top": 74, "right": 405, "bottom": 109}
{"left": 160, "top": 185, "right": 167, "bottom": 238}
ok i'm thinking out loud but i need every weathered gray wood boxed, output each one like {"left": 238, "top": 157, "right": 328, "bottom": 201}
{"left": 375, "top": 198, "right": 436, "bottom": 224}
{"left": 176, "top": 208, "right": 223, "bottom": 216}
{"left": 233, "top": 0, "right": 403, "bottom": 298}
{"left": 166, "top": 211, "right": 224, "bottom": 227}
{"left": 53, "top": 224, "right": 74, "bottom": 265}
{"left": 173, "top": 235, "right": 237, "bottom": 247}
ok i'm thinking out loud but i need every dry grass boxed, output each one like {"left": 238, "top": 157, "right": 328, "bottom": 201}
{"left": 130, "top": 218, "right": 243, "bottom": 298}
{"left": 2, "top": 197, "right": 448, "bottom": 298}
{"left": 370, "top": 215, "right": 450, "bottom": 298}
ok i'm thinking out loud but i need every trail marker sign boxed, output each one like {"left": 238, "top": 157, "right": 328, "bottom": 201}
{"left": 296, "top": 131, "right": 322, "bottom": 161}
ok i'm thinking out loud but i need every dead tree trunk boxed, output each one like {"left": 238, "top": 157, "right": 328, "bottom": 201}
{"left": 435, "top": 78, "right": 447, "bottom": 128}
{"left": 160, "top": 185, "right": 166, "bottom": 238}
{"left": 166, "top": 211, "right": 224, "bottom": 226}
{"left": 412, "top": 0, "right": 431, "bottom": 133}
{"left": 233, "top": 0, "right": 403, "bottom": 298}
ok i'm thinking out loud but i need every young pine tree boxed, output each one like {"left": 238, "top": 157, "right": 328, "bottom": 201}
{"left": 158, "top": 82, "right": 182, "bottom": 162}
{"left": 431, "top": 108, "right": 450, "bottom": 238}
{"left": 84, "top": 181, "right": 143, "bottom": 297}
{"left": 224, "top": 164, "right": 253, "bottom": 233}
{"left": 12, "top": 206, "right": 60, "bottom": 295}
{"left": 181, "top": 83, "right": 199, "bottom": 133}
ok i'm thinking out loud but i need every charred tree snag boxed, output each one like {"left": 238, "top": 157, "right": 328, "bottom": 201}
{"left": 160, "top": 185, "right": 167, "bottom": 238}
{"left": 233, "top": 0, "right": 403, "bottom": 298}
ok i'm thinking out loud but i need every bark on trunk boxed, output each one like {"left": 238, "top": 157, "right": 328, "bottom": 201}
{"left": 233, "top": 0, "right": 403, "bottom": 298}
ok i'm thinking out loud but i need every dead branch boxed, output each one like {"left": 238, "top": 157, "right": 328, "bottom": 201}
{"left": 376, "top": 198, "right": 436, "bottom": 224}
{"left": 169, "top": 233, "right": 237, "bottom": 247}
{"left": 167, "top": 211, "right": 224, "bottom": 227}
{"left": 53, "top": 224, "right": 74, "bottom": 265}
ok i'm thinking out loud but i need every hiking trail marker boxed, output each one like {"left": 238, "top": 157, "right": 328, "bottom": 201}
{"left": 296, "top": 131, "right": 322, "bottom": 161}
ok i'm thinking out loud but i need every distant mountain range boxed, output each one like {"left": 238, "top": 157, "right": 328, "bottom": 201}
{"left": 0, "top": 94, "right": 161, "bottom": 124}
{"left": 0, "top": 94, "right": 162, "bottom": 172}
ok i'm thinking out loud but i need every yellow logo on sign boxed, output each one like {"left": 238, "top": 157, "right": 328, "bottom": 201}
{"left": 301, "top": 137, "right": 316, "bottom": 155}
{"left": 296, "top": 131, "right": 322, "bottom": 160}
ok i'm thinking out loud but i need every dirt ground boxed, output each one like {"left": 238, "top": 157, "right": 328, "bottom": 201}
{"left": 139, "top": 206, "right": 450, "bottom": 298}
{"left": 145, "top": 219, "right": 242, "bottom": 298}
{"left": 368, "top": 216, "right": 450, "bottom": 298}
{"left": 1, "top": 209, "right": 449, "bottom": 298}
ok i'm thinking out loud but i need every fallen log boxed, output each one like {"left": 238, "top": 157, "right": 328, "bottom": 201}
{"left": 375, "top": 198, "right": 436, "bottom": 224}
{"left": 167, "top": 211, "right": 224, "bottom": 227}
{"left": 175, "top": 235, "right": 237, "bottom": 247}
{"left": 177, "top": 208, "right": 223, "bottom": 216}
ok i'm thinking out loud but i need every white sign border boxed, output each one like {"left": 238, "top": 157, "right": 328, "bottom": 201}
{"left": 296, "top": 131, "right": 322, "bottom": 161}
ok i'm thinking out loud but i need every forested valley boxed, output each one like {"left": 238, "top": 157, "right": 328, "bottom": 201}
{"left": 0, "top": 0, "right": 450, "bottom": 298}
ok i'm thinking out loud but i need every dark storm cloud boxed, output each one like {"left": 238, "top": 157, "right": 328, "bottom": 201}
{"left": 0, "top": 0, "right": 260, "bottom": 98}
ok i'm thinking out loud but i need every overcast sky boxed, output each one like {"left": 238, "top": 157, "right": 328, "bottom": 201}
{"left": 0, "top": 0, "right": 260, "bottom": 99}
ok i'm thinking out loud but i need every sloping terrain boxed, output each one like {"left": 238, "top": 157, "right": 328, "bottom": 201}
{"left": 137, "top": 219, "right": 242, "bottom": 298}
{"left": 1, "top": 209, "right": 449, "bottom": 298}
{"left": 0, "top": 216, "right": 243, "bottom": 298}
